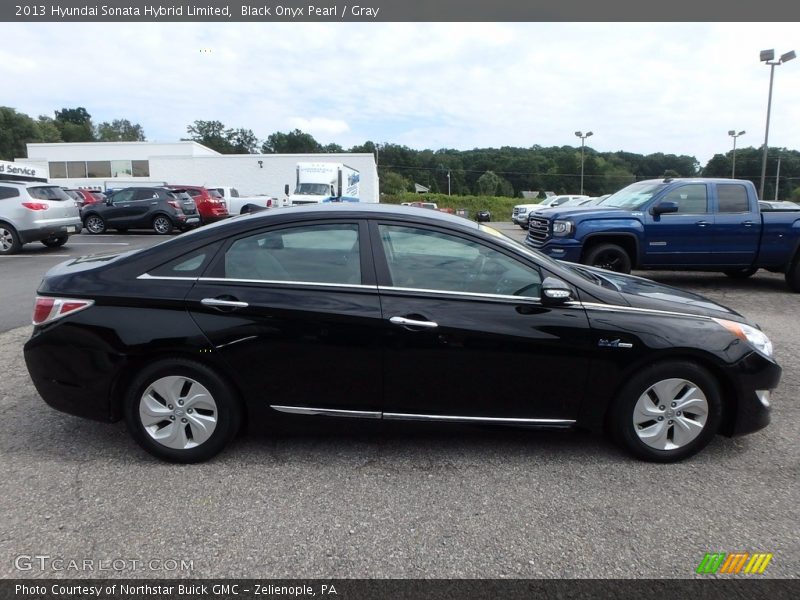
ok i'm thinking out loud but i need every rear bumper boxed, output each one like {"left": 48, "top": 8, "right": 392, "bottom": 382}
{"left": 19, "top": 219, "right": 82, "bottom": 243}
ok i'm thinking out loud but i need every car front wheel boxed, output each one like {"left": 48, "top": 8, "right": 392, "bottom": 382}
{"left": 609, "top": 361, "right": 722, "bottom": 462}
{"left": 124, "top": 359, "right": 242, "bottom": 463}
{"left": 84, "top": 215, "right": 106, "bottom": 234}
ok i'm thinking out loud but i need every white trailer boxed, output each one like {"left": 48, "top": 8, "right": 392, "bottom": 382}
{"left": 285, "top": 162, "right": 364, "bottom": 205}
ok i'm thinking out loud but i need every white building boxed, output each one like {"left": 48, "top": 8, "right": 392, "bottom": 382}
{"left": 17, "top": 142, "right": 379, "bottom": 202}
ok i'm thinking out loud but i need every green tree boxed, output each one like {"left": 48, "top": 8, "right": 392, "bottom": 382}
{"left": 96, "top": 119, "right": 146, "bottom": 142}
{"left": 54, "top": 107, "right": 94, "bottom": 142}
{"left": 185, "top": 120, "right": 234, "bottom": 153}
{"left": 36, "top": 116, "right": 62, "bottom": 142}
{"left": 379, "top": 171, "right": 412, "bottom": 194}
{"left": 228, "top": 128, "right": 258, "bottom": 153}
{"left": 261, "top": 129, "right": 322, "bottom": 154}
{"left": 0, "top": 107, "right": 40, "bottom": 160}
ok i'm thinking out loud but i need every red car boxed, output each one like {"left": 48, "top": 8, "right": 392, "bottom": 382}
{"left": 64, "top": 189, "right": 104, "bottom": 208}
{"left": 167, "top": 185, "right": 229, "bottom": 224}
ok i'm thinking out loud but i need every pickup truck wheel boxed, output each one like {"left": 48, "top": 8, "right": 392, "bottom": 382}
{"left": 583, "top": 243, "right": 632, "bottom": 274}
{"left": 609, "top": 361, "right": 722, "bottom": 462}
{"left": 724, "top": 267, "right": 758, "bottom": 279}
{"left": 786, "top": 260, "right": 800, "bottom": 292}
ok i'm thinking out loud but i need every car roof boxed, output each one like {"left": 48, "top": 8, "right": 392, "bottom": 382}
{"left": 0, "top": 180, "right": 59, "bottom": 187}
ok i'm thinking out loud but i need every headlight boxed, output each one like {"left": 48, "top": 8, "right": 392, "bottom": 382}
{"left": 552, "top": 220, "right": 574, "bottom": 236}
{"left": 713, "top": 318, "right": 774, "bottom": 358}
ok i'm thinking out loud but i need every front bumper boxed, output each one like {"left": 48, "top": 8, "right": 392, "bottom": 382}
{"left": 723, "top": 351, "right": 781, "bottom": 437}
{"left": 524, "top": 238, "right": 584, "bottom": 263}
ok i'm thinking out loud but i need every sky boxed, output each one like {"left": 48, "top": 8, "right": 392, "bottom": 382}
{"left": 2, "top": 22, "right": 799, "bottom": 166}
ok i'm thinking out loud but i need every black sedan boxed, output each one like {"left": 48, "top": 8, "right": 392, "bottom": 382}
{"left": 24, "top": 205, "right": 780, "bottom": 463}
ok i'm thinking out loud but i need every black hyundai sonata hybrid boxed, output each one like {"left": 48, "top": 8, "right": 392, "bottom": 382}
{"left": 24, "top": 204, "right": 780, "bottom": 463}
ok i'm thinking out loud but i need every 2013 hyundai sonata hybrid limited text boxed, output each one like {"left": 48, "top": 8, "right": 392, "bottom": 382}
{"left": 24, "top": 204, "right": 780, "bottom": 463}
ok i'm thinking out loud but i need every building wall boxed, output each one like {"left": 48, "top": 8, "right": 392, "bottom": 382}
{"left": 17, "top": 143, "right": 378, "bottom": 202}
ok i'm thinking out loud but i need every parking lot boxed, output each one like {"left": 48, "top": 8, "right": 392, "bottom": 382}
{"left": 0, "top": 223, "right": 798, "bottom": 578}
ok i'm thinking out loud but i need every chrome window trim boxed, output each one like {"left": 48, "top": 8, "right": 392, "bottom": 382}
{"left": 198, "top": 277, "right": 378, "bottom": 290}
{"left": 270, "top": 406, "right": 381, "bottom": 419}
{"left": 578, "top": 301, "right": 712, "bottom": 320}
{"left": 377, "top": 285, "right": 542, "bottom": 303}
{"left": 137, "top": 273, "right": 199, "bottom": 281}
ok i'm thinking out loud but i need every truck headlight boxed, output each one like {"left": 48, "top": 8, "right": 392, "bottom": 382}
{"left": 552, "top": 220, "right": 574, "bottom": 236}
{"left": 713, "top": 318, "right": 774, "bottom": 358}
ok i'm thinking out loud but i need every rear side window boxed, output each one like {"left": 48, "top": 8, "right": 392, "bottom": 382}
{"left": 149, "top": 246, "right": 216, "bottom": 277}
{"left": 222, "top": 223, "right": 361, "bottom": 284}
{"left": 27, "top": 186, "right": 71, "bottom": 201}
{"left": 717, "top": 184, "right": 750, "bottom": 213}
{"left": 661, "top": 184, "right": 708, "bottom": 214}
{"left": 0, "top": 187, "right": 21, "bottom": 199}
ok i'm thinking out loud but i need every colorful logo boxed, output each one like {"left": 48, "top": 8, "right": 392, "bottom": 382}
{"left": 696, "top": 552, "right": 773, "bottom": 574}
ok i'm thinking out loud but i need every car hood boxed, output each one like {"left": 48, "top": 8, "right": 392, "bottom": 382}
{"left": 531, "top": 206, "right": 625, "bottom": 220}
{"left": 571, "top": 265, "right": 744, "bottom": 321}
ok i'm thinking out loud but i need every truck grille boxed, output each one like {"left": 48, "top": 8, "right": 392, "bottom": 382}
{"left": 527, "top": 216, "right": 550, "bottom": 244}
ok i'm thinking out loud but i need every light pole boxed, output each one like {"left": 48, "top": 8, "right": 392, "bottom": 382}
{"left": 728, "top": 130, "right": 745, "bottom": 178}
{"left": 759, "top": 49, "right": 795, "bottom": 199}
{"left": 775, "top": 155, "right": 782, "bottom": 201}
{"left": 574, "top": 130, "right": 593, "bottom": 195}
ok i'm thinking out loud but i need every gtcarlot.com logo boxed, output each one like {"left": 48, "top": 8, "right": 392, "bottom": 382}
{"left": 14, "top": 555, "right": 194, "bottom": 572}
{"left": 696, "top": 552, "right": 773, "bottom": 574}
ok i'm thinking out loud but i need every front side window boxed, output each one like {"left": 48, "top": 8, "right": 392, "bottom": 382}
{"left": 223, "top": 223, "right": 361, "bottom": 284}
{"left": 661, "top": 184, "right": 708, "bottom": 214}
{"left": 379, "top": 225, "right": 541, "bottom": 297}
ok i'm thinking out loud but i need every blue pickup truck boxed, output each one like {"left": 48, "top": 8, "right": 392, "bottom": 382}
{"left": 525, "top": 178, "right": 800, "bottom": 291}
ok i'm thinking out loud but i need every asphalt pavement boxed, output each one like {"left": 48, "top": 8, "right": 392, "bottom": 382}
{"left": 0, "top": 223, "right": 797, "bottom": 578}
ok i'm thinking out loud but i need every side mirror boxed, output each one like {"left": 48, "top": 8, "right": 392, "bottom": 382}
{"left": 284, "top": 184, "right": 290, "bottom": 196}
{"left": 541, "top": 277, "right": 574, "bottom": 306}
{"left": 651, "top": 200, "right": 678, "bottom": 216}
{"left": 105, "top": 197, "right": 113, "bottom": 206}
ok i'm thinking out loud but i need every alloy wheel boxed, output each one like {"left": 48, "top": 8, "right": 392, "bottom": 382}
{"left": 85, "top": 216, "right": 105, "bottom": 234}
{"left": 139, "top": 375, "right": 218, "bottom": 450}
{"left": 1, "top": 227, "right": 14, "bottom": 251}
{"left": 632, "top": 377, "right": 709, "bottom": 451}
{"left": 153, "top": 216, "right": 172, "bottom": 234}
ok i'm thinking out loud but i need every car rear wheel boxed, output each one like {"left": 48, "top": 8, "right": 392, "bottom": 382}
{"left": 41, "top": 234, "right": 69, "bottom": 248}
{"left": 724, "top": 267, "right": 758, "bottom": 279}
{"left": 609, "top": 361, "right": 722, "bottom": 462}
{"left": 84, "top": 215, "right": 106, "bottom": 234}
{"left": 583, "top": 243, "right": 632, "bottom": 274}
{"left": 153, "top": 215, "right": 174, "bottom": 235}
{"left": 124, "top": 358, "right": 241, "bottom": 463}
{"left": 0, "top": 224, "right": 22, "bottom": 255}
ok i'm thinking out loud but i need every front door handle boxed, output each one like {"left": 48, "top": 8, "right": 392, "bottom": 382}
{"left": 389, "top": 316, "right": 438, "bottom": 329}
{"left": 201, "top": 298, "right": 249, "bottom": 310}
{"left": 742, "top": 220, "right": 754, "bottom": 227}
{"left": 696, "top": 220, "right": 710, "bottom": 228}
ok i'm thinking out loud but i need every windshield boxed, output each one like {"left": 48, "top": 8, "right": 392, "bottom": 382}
{"left": 598, "top": 181, "right": 668, "bottom": 210}
{"left": 295, "top": 183, "right": 331, "bottom": 196}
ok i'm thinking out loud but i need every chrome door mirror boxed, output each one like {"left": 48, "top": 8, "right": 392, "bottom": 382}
{"left": 541, "top": 277, "right": 573, "bottom": 305}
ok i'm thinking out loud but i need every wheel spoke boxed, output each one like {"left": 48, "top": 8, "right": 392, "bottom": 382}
{"left": 186, "top": 413, "right": 216, "bottom": 445}
{"left": 140, "top": 394, "right": 171, "bottom": 427}
{"left": 638, "top": 421, "right": 669, "bottom": 450}
{"left": 672, "top": 415, "right": 704, "bottom": 446}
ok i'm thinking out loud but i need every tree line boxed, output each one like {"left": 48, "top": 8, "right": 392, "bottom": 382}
{"left": 2, "top": 106, "right": 798, "bottom": 200}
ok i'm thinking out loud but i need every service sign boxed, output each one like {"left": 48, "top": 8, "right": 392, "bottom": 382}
{"left": 0, "top": 160, "right": 48, "bottom": 181}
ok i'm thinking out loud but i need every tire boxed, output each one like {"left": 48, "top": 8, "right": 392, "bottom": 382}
{"left": 0, "top": 223, "right": 22, "bottom": 255}
{"left": 724, "top": 267, "right": 758, "bottom": 279}
{"left": 41, "top": 234, "right": 69, "bottom": 248}
{"left": 153, "top": 215, "right": 174, "bottom": 235}
{"left": 608, "top": 361, "right": 722, "bottom": 462}
{"left": 84, "top": 214, "right": 106, "bottom": 234}
{"left": 786, "top": 258, "right": 800, "bottom": 292}
{"left": 124, "top": 358, "right": 242, "bottom": 463}
{"left": 583, "top": 243, "right": 632, "bottom": 274}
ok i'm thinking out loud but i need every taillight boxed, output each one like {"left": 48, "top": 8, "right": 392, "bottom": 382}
{"left": 22, "top": 202, "right": 49, "bottom": 211}
{"left": 32, "top": 296, "right": 94, "bottom": 326}
{"left": 266, "top": 199, "right": 273, "bottom": 207}
{"left": 168, "top": 200, "right": 180, "bottom": 209}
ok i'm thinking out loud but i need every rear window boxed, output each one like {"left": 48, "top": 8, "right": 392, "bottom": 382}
{"left": 28, "top": 186, "right": 71, "bottom": 201}
{"left": 209, "top": 190, "right": 223, "bottom": 199}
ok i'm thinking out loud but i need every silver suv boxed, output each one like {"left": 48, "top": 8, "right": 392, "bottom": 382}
{"left": 0, "top": 181, "right": 83, "bottom": 255}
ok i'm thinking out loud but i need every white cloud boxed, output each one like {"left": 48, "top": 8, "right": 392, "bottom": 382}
{"left": 1, "top": 22, "right": 798, "bottom": 165}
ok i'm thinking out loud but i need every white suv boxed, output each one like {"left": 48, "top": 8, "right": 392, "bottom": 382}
{"left": 0, "top": 181, "right": 83, "bottom": 255}
{"left": 512, "top": 195, "right": 589, "bottom": 229}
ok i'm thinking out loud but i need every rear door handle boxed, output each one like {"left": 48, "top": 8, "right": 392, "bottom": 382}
{"left": 389, "top": 316, "right": 438, "bottom": 329}
{"left": 201, "top": 298, "right": 249, "bottom": 310}
{"left": 696, "top": 220, "right": 710, "bottom": 227}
